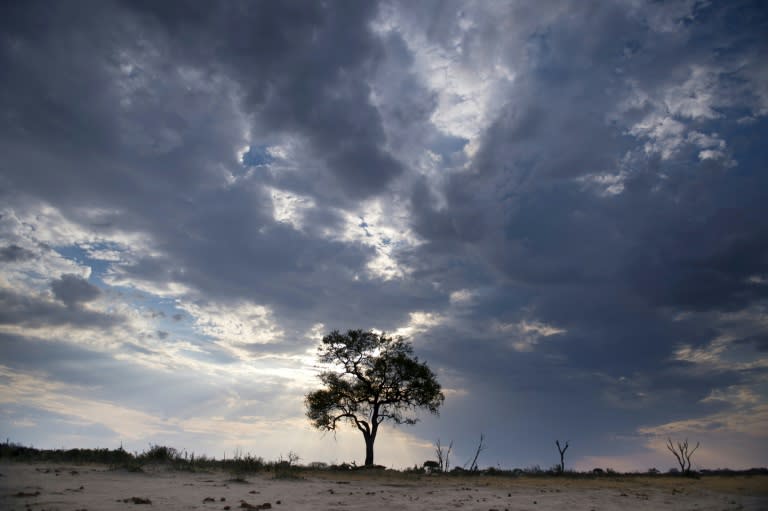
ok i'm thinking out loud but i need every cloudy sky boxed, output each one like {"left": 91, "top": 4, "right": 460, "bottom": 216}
{"left": 1, "top": 0, "right": 767, "bottom": 471}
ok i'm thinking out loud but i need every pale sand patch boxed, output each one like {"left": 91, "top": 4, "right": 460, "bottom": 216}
{"left": 1, "top": 463, "right": 766, "bottom": 510}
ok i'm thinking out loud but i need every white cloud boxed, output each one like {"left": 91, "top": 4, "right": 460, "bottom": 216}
{"left": 449, "top": 288, "right": 476, "bottom": 305}
{"left": 638, "top": 401, "right": 768, "bottom": 438}
{"left": 698, "top": 149, "right": 724, "bottom": 161}
{"left": 663, "top": 65, "right": 722, "bottom": 120}
{"left": 180, "top": 300, "right": 284, "bottom": 348}
{"left": 495, "top": 319, "right": 566, "bottom": 352}
{"left": 579, "top": 171, "right": 628, "bottom": 196}
{"left": 268, "top": 187, "right": 316, "bottom": 231}
{"left": 673, "top": 336, "right": 768, "bottom": 373}
{"left": 378, "top": 4, "right": 515, "bottom": 160}
{"left": 103, "top": 271, "right": 192, "bottom": 299}
{"left": 630, "top": 114, "right": 687, "bottom": 160}
{"left": 332, "top": 197, "right": 423, "bottom": 281}
{"left": 0, "top": 201, "right": 159, "bottom": 298}
{"left": 393, "top": 311, "right": 445, "bottom": 340}
{"left": 701, "top": 386, "right": 760, "bottom": 406}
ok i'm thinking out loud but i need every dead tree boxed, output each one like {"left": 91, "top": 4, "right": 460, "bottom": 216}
{"left": 434, "top": 438, "right": 453, "bottom": 472}
{"left": 555, "top": 440, "right": 569, "bottom": 473}
{"left": 666, "top": 438, "right": 699, "bottom": 475}
{"left": 466, "top": 433, "right": 486, "bottom": 471}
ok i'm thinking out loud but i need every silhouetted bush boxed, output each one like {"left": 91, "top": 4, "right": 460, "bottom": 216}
{"left": 139, "top": 444, "right": 177, "bottom": 463}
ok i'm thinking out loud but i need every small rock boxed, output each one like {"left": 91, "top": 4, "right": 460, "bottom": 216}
{"left": 120, "top": 496, "right": 152, "bottom": 504}
{"left": 239, "top": 501, "right": 272, "bottom": 510}
{"left": 14, "top": 491, "right": 41, "bottom": 497}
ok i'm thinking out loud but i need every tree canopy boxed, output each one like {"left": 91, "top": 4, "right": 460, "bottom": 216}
{"left": 305, "top": 329, "right": 444, "bottom": 466}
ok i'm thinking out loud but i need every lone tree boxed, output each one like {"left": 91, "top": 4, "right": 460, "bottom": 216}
{"left": 434, "top": 438, "right": 453, "bottom": 472}
{"left": 555, "top": 440, "right": 569, "bottom": 473}
{"left": 305, "top": 329, "right": 444, "bottom": 466}
{"left": 666, "top": 438, "right": 699, "bottom": 475}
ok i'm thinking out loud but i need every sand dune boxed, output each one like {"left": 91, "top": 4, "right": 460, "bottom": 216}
{"left": 2, "top": 462, "right": 766, "bottom": 510}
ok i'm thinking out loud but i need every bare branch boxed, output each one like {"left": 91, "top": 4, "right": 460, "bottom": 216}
{"left": 667, "top": 437, "right": 699, "bottom": 474}
{"left": 466, "top": 433, "right": 486, "bottom": 472}
{"left": 435, "top": 439, "right": 444, "bottom": 472}
{"left": 555, "top": 440, "right": 569, "bottom": 473}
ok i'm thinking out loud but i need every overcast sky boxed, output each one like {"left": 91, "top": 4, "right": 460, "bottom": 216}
{"left": 1, "top": 0, "right": 767, "bottom": 471}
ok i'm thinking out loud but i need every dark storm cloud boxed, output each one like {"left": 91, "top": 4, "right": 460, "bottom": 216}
{"left": 0, "top": 0, "right": 419, "bottom": 335}
{"left": 51, "top": 274, "right": 101, "bottom": 306}
{"left": 0, "top": 244, "right": 35, "bottom": 262}
{"left": 0, "top": 0, "right": 254, "bottom": 253}
{"left": 0, "top": 288, "right": 119, "bottom": 329}
{"left": 0, "top": 332, "right": 120, "bottom": 384}
{"left": 735, "top": 335, "right": 768, "bottom": 353}
{"left": 399, "top": 0, "right": 768, "bottom": 465}
{"left": 409, "top": 0, "right": 768, "bottom": 331}
{"left": 126, "top": 0, "right": 401, "bottom": 198}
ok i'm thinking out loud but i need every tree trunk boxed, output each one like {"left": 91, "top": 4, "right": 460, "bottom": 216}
{"left": 363, "top": 405, "right": 380, "bottom": 467}
{"left": 364, "top": 434, "right": 375, "bottom": 466}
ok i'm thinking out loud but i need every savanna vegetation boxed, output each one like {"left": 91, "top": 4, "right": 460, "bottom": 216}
{"left": 2, "top": 439, "right": 766, "bottom": 481}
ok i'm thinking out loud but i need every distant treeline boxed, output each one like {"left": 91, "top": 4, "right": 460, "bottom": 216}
{"left": 463, "top": 465, "right": 768, "bottom": 478}
{"left": 0, "top": 441, "right": 267, "bottom": 474}
{"left": 1, "top": 440, "right": 766, "bottom": 477}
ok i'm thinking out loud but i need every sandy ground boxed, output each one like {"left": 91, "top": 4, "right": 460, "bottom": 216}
{"left": 1, "top": 463, "right": 767, "bottom": 511}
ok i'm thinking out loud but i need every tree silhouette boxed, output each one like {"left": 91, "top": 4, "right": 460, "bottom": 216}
{"left": 467, "top": 433, "right": 486, "bottom": 471}
{"left": 555, "top": 440, "right": 569, "bottom": 473}
{"left": 434, "top": 438, "right": 453, "bottom": 472}
{"left": 305, "top": 329, "right": 444, "bottom": 466}
{"left": 666, "top": 438, "right": 699, "bottom": 475}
